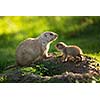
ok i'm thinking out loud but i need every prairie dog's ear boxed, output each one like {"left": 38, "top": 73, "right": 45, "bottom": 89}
{"left": 44, "top": 32, "right": 48, "bottom": 37}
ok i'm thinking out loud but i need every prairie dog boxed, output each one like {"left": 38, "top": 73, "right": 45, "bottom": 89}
{"left": 55, "top": 42, "right": 83, "bottom": 61}
{"left": 16, "top": 32, "right": 58, "bottom": 66}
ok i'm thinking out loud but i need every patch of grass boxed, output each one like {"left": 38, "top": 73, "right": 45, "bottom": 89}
{"left": 87, "top": 53, "right": 100, "bottom": 62}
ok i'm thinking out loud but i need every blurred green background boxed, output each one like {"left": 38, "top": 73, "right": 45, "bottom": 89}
{"left": 0, "top": 16, "right": 100, "bottom": 70}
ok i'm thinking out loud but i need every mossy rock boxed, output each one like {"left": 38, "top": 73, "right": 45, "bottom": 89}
{"left": 0, "top": 55, "right": 100, "bottom": 83}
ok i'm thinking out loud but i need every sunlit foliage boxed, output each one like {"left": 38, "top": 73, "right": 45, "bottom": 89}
{"left": 0, "top": 16, "right": 100, "bottom": 69}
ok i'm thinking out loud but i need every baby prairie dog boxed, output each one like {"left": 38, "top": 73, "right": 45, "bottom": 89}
{"left": 55, "top": 42, "right": 83, "bottom": 62}
{"left": 16, "top": 32, "right": 58, "bottom": 66}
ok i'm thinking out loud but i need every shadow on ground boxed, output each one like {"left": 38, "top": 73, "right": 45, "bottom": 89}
{"left": 0, "top": 55, "right": 100, "bottom": 83}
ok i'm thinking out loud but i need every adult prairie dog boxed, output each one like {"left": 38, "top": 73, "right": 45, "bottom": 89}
{"left": 16, "top": 31, "right": 58, "bottom": 66}
{"left": 55, "top": 42, "right": 83, "bottom": 61}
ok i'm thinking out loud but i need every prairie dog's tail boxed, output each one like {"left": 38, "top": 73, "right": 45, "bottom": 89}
{"left": 5, "top": 64, "right": 17, "bottom": 70}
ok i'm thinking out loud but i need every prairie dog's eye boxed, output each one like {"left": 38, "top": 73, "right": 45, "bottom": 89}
{"left": 49, "top": 33, "right": 53, "bottom": 36}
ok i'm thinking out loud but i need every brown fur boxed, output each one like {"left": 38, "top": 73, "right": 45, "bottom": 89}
{"left": 55, "top": 42, "right": 83, "bottom": 61}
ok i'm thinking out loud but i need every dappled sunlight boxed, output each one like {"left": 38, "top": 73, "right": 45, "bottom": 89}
{"left": 0, "top": 16, "right": 100, "bottom": 83}
{"left": 0, "top": 16, "right": 49, "bottom": 36}
{"left": 0, "top": 16, "right": 100, "bottom": 69}
{"left": 0, "top": 17, "right": 22, "bottom": 34}
{"left": 87, "top": 53, "right": 100, "bottom": 61}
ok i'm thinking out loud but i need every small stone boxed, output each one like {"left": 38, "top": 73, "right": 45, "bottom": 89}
{"left": 83, "top": 65, "right": 86, "bottom": 68}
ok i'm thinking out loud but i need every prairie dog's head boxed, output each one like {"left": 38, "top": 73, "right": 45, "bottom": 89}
{"left": 55, "top": 42, "right": 67, "bottom": 52}
{"left": 40, "top": 32, "right": 58, "bottom": 43}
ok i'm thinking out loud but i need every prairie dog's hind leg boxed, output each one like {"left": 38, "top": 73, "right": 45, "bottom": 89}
{"left": 62, "top": 54, "right": 68, "bottom": 62}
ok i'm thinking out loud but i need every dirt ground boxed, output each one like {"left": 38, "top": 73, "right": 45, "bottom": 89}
{"left": 0, "top": 55, "right": 100, "bottom": 83}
